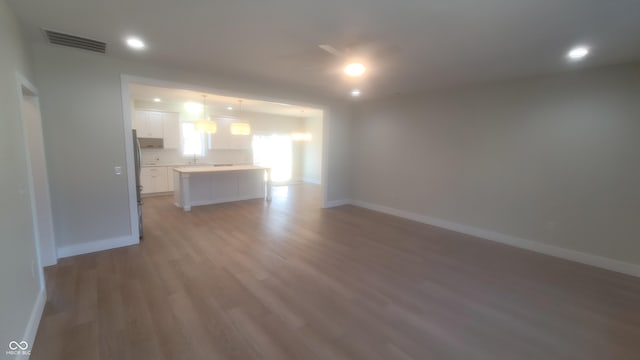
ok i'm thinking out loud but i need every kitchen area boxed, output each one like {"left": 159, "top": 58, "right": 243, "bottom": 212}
{"left": 129, "top": 83, "right": 324, "bottom": 225}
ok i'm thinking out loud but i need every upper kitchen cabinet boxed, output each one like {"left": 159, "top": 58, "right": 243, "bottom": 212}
{"left": 133, "top": 110, "right": 163, "bottom": 138}
{"left": 133, "top": 110, "right": 180, "bottom": 149}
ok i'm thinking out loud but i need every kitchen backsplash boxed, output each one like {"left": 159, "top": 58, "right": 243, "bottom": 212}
{"left": 141, "top": 148, "right": 253, "bottom": 165}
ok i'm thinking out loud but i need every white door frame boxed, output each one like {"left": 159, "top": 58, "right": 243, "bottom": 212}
{"left": 16, "top": 73, "right": 57, "bottom": 269}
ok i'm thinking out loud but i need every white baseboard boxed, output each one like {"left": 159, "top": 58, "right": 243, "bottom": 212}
{"left": 303, "top": 177, "right": 321, "bottom": 185}
{"left": 323, "top": 199, "right": 352, "bottom": 208}
{"left": 351, "top": 200, "right": 640, "bottom": 278}
{"left": 57, "top": 235, "right": 139, "bottom": 258}
{"left": 18, "top": 287, "right": 45, "bottom": 358}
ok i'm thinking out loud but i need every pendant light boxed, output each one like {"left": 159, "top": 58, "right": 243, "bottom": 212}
{"left": 194, "top": 95, "right": 217, "bottom": 134}
{"left": 230, "top": 100, "right": 251, "bottom": 135}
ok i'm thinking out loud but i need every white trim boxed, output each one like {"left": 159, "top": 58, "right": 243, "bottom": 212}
{"left": 320, "top": 109, "right": 329, "bottom": 208}
{"left": 351, "top": 200, "right": 640, "bottom": 278}
{"left": 19, "top": 287, "right": 46, "bottom": 359}
{"left": 303, "top": 177, "right": 321, "bottom": 185}
{"left": 16, "top": 72, "right": 38, "bottom": 96}
{"left": 16, "top": 72, "right": 54, "bottom": 277}
{"left": 120, "top": 76, "right": 140, "bottom": 241}
{"left": 323, "top": 199, "right": 352, "bottom": 208}
{"left": 57, "top": 235, "right": 138, "bottom": 258}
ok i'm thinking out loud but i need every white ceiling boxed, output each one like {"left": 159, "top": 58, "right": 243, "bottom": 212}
{"left": 130, "top": 83, "right": 322, "bottom": 118}
{"left": 9, "top": 0, "right": 640, "bottom": 99}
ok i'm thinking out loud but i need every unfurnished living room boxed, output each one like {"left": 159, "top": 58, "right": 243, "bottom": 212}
{"left": 2, "top": 0, "right": 640, "bottom": 359}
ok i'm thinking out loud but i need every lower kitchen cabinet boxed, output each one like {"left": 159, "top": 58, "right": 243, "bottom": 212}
{"left": 141, "top": 167, "right": 170, "bottom": 194}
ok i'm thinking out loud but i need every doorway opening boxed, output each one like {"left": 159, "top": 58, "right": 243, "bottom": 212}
{"left": 121, "top": 76, "right": 327, "bottom": 225}
{"left": 18, "top": 76, "right": 57, "bottom": 269}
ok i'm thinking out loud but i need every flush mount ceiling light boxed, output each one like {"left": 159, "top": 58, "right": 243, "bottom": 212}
{"left": 194, "top": 95, "right": 217, "bottom": 134}
{"left": 126, "top": 37, "right": 145, "bottom": 50}
{"left": 344, "top": 63, "right": 366, "bottom": 77}
{"left": 566, "top": 45, "right": 590, "bottom": 61}
{"left": 351, "top": 89, "right": 361, "bottom": 97}
{"left": 153, "top": 98, "right": 161, "bottom": 103}
{"left": 227, "top": 106, "right": 233, "bottom": 110}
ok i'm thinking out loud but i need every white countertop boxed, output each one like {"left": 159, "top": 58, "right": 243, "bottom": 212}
{"left": 142, "top": 163, "right": 242, "bottom": 168}
{"left": 173, "top": 165, "right": 270, "bottom": 174}
{"left": 141, "top": 163, "right": 186, "bottom": 168}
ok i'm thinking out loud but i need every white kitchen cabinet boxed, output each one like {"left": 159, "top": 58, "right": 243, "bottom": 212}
{"left": 173, "top": 165, "right": 271, "bottom": 211}
{"left": 133, "top": 110, "right": 164, "bottom": 138}
{"left": 162, "top": 113, "right": 180, "bottom": 149}
{"left": 133, "top": 110, "right": 181, "bottom": 150}
{"left": 141, "top": 167, "right": 169, "bottom": 194}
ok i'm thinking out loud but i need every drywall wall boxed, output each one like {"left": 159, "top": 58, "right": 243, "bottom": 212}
{"left": 0, "top": 0, "right": 44, "bottom": 350}
{"left": 33, "top": 43, "right": 351, "bottom": 252}
{"left": 303, "top": 115, "right": 323, "bottom": 184}
{"left": 351, "top": 63, "right": 640, "bottom": 268}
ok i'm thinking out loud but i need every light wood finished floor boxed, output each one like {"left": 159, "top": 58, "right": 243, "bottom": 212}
{"left": 32, "top": 184, "right": 640, "bottom": 359}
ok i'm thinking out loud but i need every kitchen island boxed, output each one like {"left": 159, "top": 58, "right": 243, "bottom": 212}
{"left": 173, "top": 165, "right": 271, "bottom": 211}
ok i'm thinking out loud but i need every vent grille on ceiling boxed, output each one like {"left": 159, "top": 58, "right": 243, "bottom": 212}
{"left": 42, "top": 29, "right": 106, "bottom": 53}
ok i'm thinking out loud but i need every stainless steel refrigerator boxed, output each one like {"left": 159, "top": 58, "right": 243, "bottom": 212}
{"left": 133, "top": 129, "right": 143, "bottom": 239}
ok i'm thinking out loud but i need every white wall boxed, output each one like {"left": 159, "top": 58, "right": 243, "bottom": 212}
{"left": 33, "top": 43, "right": 352, "bottom": 253}
{"left": 351, "top": 63, "right": 640, "bottom": 270}
{"left": 0, "top": 0, "right": 45, "bottom": 349}
{"left": 303, "top": 115, "right": 323, "bottom": 184}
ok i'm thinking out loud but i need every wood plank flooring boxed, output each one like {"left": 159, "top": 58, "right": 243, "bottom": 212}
{"left": 31, "top": 184, "right": 640, "bottom": 359}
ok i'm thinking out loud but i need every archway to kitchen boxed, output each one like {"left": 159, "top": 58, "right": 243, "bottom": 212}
{"left": 121, "top": 76, "right": 325, "bottom": 237}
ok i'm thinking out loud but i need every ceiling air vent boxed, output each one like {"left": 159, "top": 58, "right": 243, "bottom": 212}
{"left": 42, "top": 29, "right": 106, "bottom": 54}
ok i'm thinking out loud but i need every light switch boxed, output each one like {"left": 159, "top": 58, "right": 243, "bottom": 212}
{"left": 114, "top": 166, "right": 122, "bottom": 175}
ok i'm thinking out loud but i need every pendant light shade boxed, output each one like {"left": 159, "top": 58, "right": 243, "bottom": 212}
{"left": 194, "top": 121, "right": 217, "bottom": 133}
{"left": 194, "top": 95, "right": 217, "bottom": 134}
{"left": 231, "top": 100, "right": 251, "bottom": 135}
{"left": 230, "top": 123, "right": 251, "bottom": 135}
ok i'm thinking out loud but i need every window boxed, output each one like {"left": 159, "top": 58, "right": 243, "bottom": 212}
{"left": 181, "top": 123, "right": 205, "bottom": 156}
{"left": 253, "top": 135, "right": 292, "bottom": 183}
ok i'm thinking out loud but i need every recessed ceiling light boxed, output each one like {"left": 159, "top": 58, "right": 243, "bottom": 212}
{"left": 351, "top": 89, "right": 361, "bottom": 97}
{"left": 153, "top": 98, "right": 161, "bottom": 103}
{"left": 344, "top": 63, "right": 366, "bottom": 77}
{"left": 566, "top": 45, "right": 590, "bottom": 61}
{"left": 227, "top": 106, "right": 233, "bottom": 110}
{"left": 126, "top": 37, "right": 146, "bottom": 50}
